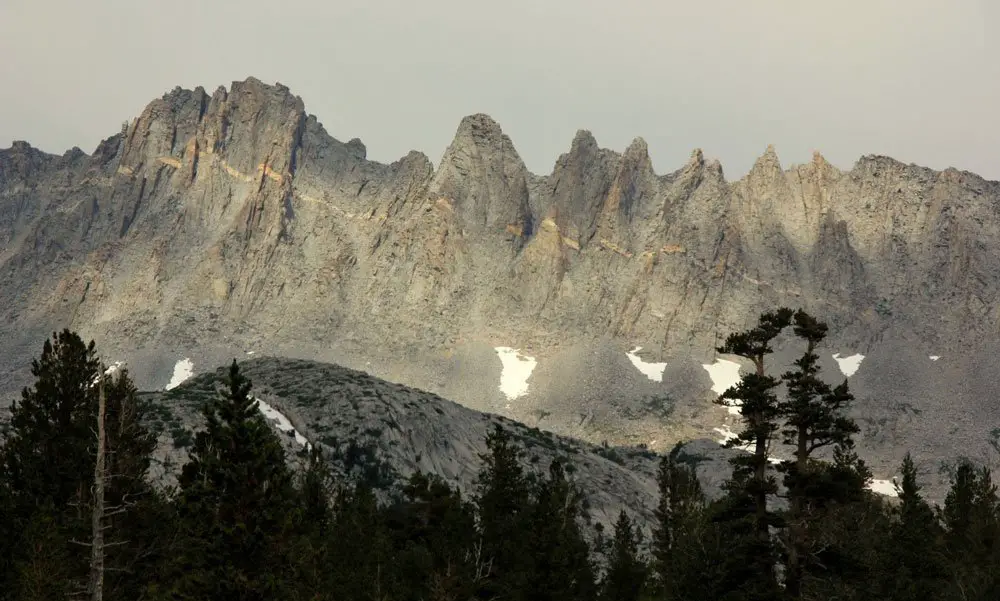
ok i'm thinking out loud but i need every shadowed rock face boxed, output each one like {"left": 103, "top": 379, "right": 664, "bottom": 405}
{"left": 3, "top": 76, "right": 1000, "bottom": 499}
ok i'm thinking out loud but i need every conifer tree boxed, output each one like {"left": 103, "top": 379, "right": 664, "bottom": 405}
{"left": 0, "top": 331, "right": 157, "bottom": 601}
{"left": 777, "top": 310, "right": 861, "bottom": 598}
{"left": 650, "top": 443, "right": 704, "bottom": 597}
{"left": 1, "top": 330, "right": 100, "bottom": 512}
{"left": 880, "top": 453, "right": 945, "bottom": 601}
{"left": 473, "top": 424, "right": 532, "bottom": 600}
{"left": 388, "top": 471, "right": 479, "bottom": 601}
{"left": 600, "top": 510, "right": 646, "bottom": 601}
{"left": 86, "top": 367, "right": 159, "bottom": 601}
{"left": 939, "top": 460, "right": 1000, "bottom": 600}
{"left": 1, "top": 331, "right": 101, "bottom": 598}
{"left": 522, "top": 459, "right": 596, "bottom": 601}
{"left": 156, "top": 359, "right": 298, "bottom": 600}
{"left": 298, "top": 446, "right": 333, "bottom": 536}
{"left": 327, "top": 482, "right": 394, "bottom": 601}
{"left": 0, "top": 476, "right": 13, "bottom": 601}
{"left": 289, "top": 446, "right": 334, "bottom": 599}
{"left": 714, "top": 307, "right": 793, "bottom": 593}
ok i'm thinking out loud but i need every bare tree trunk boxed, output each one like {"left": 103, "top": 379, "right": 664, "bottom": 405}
{"left": 88, "top": 376, "right": 106, "bottom": 601}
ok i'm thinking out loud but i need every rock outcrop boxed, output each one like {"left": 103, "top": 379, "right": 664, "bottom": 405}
{"left": 141, "top": 356, "right": 739, "bottom": 536}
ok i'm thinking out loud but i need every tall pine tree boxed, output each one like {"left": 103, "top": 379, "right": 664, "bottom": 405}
{"left": 599, "top": 510, "right": 646, "bottom": 601}
{"left": 473, "top": 424, "right": 533, "bottom": 601}
{"left": 650, "top": 443, "right": 704, "bottom": 598}
{"left": 522, "top": 459, "right": 597, "bottom": 601}
{"left": 153, "top": 359, "right": 299, "bottom": 600}
{"left": 714, "top": 307, "right": 793, "bottom": 597}
{"left": 879, "top": 453, "right": 945, "bottom": 601}
{"left": 777, "top": 310, "right": 861, "bottom": 598}
{"left": 939, "top": 460, "right": 1000, "bottom": 600}
{"left": 0, "top": 331, "right": 157, "bottom": 601}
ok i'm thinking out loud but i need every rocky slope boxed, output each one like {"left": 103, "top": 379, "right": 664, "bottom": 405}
{"left": 3, "top": 77, "right": 1000, "bottom": 497}
{"left": 141, "top": 356, "right": 736, "bottom": 535}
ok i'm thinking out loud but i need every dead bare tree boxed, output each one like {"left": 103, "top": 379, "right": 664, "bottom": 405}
{"left": 70, "top": 369, "right": 136, "bottom": 601}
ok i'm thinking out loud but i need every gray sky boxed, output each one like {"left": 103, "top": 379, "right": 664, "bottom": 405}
{"left": 2, "top": 0, "right": 997, "bottom": 180}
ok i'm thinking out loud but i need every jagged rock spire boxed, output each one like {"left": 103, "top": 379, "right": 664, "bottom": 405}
{"left": 428, "top": 113, "right": 531, "bottom": 238}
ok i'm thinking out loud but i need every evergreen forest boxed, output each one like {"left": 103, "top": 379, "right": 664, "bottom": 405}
{"left": 2, "top": 310, "right": 999, "bottom": 601}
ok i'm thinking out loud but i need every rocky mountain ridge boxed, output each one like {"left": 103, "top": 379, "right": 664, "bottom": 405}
{"left": 3, "top": 77, "right": 999, "bottom": 497}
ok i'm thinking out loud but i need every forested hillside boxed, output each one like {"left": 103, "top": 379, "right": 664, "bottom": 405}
{"left": 1, "top": 314, "right": 998, "bottom": 600}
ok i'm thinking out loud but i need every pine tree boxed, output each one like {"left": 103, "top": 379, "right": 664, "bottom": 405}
{"left": 387, "top": 471, "right": 479, "bottom": 601}
{"left": 473, "top": 424, "right": 533, "bottom": 600}
{"left": 0, "top": 475, "right": 13, "bottom": 601}
{"left": 777, "top": 310, "right": 861, "bottom": 598}
{"left": 100, "top": 369, "right": 166, "bottom": 601}
{"left": 9, "top": 507, "right": 75, "bottom": 601}
{"left": 714, "top": 307, "right": 793, "bottom": 595}
{"left": 600, "top": 510, "right": 646, "bottom": 601}
{"left": 522, "top": 459, "right": 597, "bottom": 601}
{"left": 81, "top": 367, "right": 159, "bottom": 601}
{"left": 156, "top": 359, "right": 299, "bottom": 600}
{"left": 327, "top": 482, "right": 394, "bottom": 601}
{"left": 1, "top": 330, "right": 100, "bottom": 511}
{"left": 939, "top": 460, "right": 1000, "bottom": 600}
{"left": 650, "top": 443, "right": 704, "bottom": 598}
{"left": 298, "top": 446, "right": 333, "bottom": 537}
{"left": 0, "top": 331, "right": 101, "bottom": 597}
{"left": 0, "top": 331, "right": 157, "bottom": 601}
{"left": 880, "top": 453, "right": 945, "bottom": 601}
{"left": 289, "top": 446, "right": 335, "bottom": 599}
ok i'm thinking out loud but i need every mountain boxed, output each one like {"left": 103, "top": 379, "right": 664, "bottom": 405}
{"left": 3, "top": 76, "right": 999, "bottom": 498}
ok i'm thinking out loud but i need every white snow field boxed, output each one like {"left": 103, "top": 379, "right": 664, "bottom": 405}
{"left": 165, "top": 358, "right": 195, "bottom": 390}
{"left": 703, "top": 358, "right": 743, "bottom": 415}
{"left": 254, "top": 397, "right": 311, "bottom": 449}
{"left": 929, "top": 355, "right": 940, "bottom": 361}
{"left": 626, "top": 346, "right": 668, "bottom": 382}
{"left": 494, "top": 347, "right": 538, "bottom": 400}
{"left": 832, "top": 353, "right": 865, "bottom": 377}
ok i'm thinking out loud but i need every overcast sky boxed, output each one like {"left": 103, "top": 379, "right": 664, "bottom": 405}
{"left": 2, "top": 0, "right": 997, "bottom": 180}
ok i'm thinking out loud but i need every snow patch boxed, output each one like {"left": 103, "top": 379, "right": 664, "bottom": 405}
{"left": 254, "top": 397, "right": 311, "bottom": 450}
{"left": 929, "top": 355, "right": 940, "bottom": 361}
{"left": 703, "top": 358, "right": 743, "bottom": 415}
{"left": 494, "top": 347, "right": 537, "bottom": 400}
{"left": 868, "top": 478, "right": 897, "bottom": 496}
{"left": 832, "top": 353, "right": 864, "bottom": 377}
{"left": 626, "top": 346, "right": 667, "bottom": 382}
{"left": 165, "top": 358, "right": 194, "bottom": 390}
{"left": 246, "top": 350, "right": 256, "bottom": 356}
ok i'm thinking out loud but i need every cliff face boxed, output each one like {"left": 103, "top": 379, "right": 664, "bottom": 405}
{"left": 3, "top": 77, "right": 1000, "bottom": 497}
